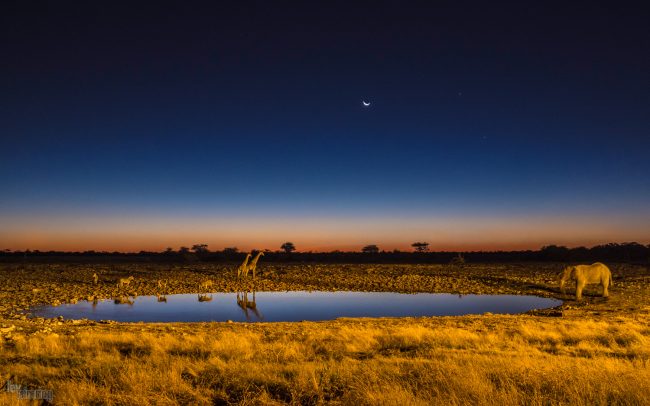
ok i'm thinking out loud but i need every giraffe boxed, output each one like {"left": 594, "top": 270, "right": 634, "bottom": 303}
{"left": 236, "top": 253, "right": 252, "bottom": 279}
{"left": 245, "top": 252, "right": 265, "bottom": 278}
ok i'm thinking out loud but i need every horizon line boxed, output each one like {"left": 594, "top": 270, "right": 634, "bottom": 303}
{"left": 3, "top": 241, "right": 648, "bottom": 255}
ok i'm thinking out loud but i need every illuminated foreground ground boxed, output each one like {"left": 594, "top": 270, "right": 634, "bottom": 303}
{"left": 1, "top": 263, "right": 649, "bottom": 405}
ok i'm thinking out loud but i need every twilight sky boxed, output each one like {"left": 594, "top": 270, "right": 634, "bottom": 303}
{"left": 1, "top": 1, "right": 649, "bottom": 251}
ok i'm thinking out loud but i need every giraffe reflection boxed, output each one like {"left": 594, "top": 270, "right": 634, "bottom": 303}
{"left": 236, "top": 291, "right": 263, "bottom": 321}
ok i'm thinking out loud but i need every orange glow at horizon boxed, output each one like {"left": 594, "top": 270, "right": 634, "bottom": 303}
{"left": 1, "top": 214, "right": 648, "bottom": 252}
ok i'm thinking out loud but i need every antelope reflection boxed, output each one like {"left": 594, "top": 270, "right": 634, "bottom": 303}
{"left": 198, "top": 294, "right": 213, "bottom": 302}
{"left": 113, "top": 296, "right": 134, "bottom": 305}
{"left": 237, "top": 290, "right": 263, "bottom": 321}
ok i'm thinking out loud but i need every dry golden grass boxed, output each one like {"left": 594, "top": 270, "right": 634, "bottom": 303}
{"left": 2, "top": 315, "right": 650, "bottom": 405}
{"left": 1, "top": 262, "right": 649, "bottom": 404}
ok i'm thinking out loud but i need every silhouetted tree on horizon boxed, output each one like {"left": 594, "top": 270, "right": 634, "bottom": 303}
{"left": 362, "top": 244, "right": 380, "bottom": 254}
{"left": 191, "top": 244, "right": 209, "bottom": 253}
{"left": 411, "top": 242, "right": 430, "bottom": 252}
{"left": 281, "top": 242, "right": 296, "bottom": 253}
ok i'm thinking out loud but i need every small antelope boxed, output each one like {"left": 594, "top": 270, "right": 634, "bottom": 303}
{"left": 114, "top": 296, "right": 134, "bottom": 305}
{"left": 199, "top": 280, "right": 213, "bottom": 292}
{"left": 92, "top": 273, "right": 99, "bottom": 285}
{"left": 117, "top": 276, "right": 134, "bottom": 288}
{"left": 157, "top": 279, "right": 167, "bottom": 289}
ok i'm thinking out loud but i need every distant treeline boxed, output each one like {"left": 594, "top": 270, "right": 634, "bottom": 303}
{"left": 1, "top": 242, "right": 649, "bottom": 264}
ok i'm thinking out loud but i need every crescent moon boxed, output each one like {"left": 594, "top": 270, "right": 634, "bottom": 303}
{"left": 362, "top": 101, "right": 371, "bottom": 107}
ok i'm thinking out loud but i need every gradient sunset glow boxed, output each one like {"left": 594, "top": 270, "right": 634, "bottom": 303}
{"left": 2, "top": 212, "right": 649, "bottom": 252}
{"left": 2, "top": 3, "right": 649, "bottom": 252}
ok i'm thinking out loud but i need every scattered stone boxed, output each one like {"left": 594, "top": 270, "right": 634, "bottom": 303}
{"left": 99, "top": 320, "right": 115, "bottom": 324}
{"left": 0, "top": 325, "right": 15, "bottom": 334}
{"left": 1, "top": 262, "right": 647, "bottom": 326}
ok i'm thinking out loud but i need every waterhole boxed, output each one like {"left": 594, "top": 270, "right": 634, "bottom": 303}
{"left": 30, "top": 291, "right": 562, "bottom": 322}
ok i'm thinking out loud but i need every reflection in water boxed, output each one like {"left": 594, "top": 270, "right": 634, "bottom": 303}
{"left": 32, "top": 292, "right": 563, "bottom": 323}
{"left": 113, "top": 296, "right": 134, "bottom": 305}
{"left": 237, "top": 291, "right": 263, "bottom": 321}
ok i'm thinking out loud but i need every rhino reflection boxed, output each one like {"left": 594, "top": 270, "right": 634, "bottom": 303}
{"left": 237, "top": 291, "right": 263, "bottom": 321}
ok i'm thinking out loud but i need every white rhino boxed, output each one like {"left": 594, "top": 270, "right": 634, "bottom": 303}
{"left": 560, "top": 262, "right": 612, "bottom": 300}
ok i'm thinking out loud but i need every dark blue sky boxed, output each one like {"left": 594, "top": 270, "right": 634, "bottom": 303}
{"left": 1, "top": 1, "right": 649, "bottom": 250}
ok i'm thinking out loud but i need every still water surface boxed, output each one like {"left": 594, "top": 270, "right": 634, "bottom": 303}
{"left": 31, "top": 291, "right": 561, "bottom": 323}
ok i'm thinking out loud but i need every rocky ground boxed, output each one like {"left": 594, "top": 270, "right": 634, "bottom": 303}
{"left": 1, "top": 262, "right": 649, "bottom": 344}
